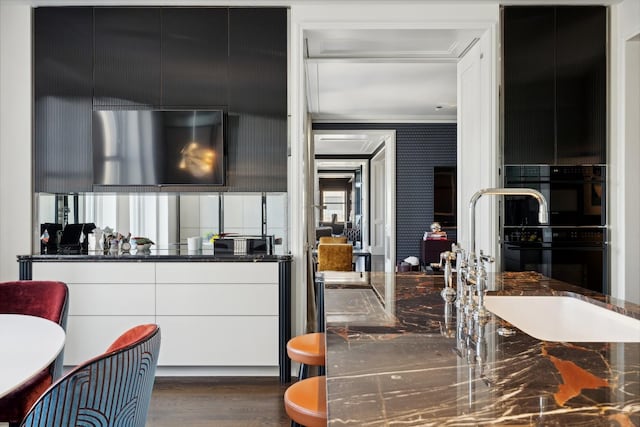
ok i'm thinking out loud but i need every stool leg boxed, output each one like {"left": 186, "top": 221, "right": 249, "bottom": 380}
{"left": 298, "top": 363, "right": 309, "bottom": 381}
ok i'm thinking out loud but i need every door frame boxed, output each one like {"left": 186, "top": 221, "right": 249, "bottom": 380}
{"left": 289, "top": 4, "right": 500, "bottom": 336}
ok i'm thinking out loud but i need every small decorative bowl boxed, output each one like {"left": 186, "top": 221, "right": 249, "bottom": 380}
{"left": 137, "top": 243, "right": 152, "bottom": 252}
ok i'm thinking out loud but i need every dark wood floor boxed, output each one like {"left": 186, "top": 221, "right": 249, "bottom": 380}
{"left": 147, "top": 377, "right": 291, "bottom": 426}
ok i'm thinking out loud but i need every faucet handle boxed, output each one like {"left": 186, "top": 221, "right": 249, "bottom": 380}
{"left": 440, "top": 250, "right": 455, "bottom": 265}
{"left": 478, "top": 250, "right": 495, "bottom": 265}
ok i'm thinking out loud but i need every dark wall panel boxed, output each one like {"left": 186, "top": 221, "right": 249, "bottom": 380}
{"left": 162, "top": 8, "right": 229, "bottom": 108}
{"left": 94, "top": 8, "right": 161, "bottom": 107}
{"left": 34, "top": 7, "right": 93, "bottom": 193}
{"left": 313, "top": 123, "right": 457, "bottom": 263}
{"left": 227, "top": 8, "right": 287, "bottom": 192}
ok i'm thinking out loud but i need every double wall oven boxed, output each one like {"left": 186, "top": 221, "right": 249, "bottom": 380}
{"left": 502, "top": 165, "right": 607, "bottom": 293}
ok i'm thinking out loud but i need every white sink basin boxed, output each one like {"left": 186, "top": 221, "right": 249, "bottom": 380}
{"left": 484, "top": 295, "right": 640, "bottom": 343}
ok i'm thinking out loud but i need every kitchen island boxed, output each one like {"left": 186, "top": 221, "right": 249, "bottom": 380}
{"left": 322, "top": 271, "right": 639, "bottom": 426}
{"left": 18, "top": 252, "right": 292, "bottom": 383}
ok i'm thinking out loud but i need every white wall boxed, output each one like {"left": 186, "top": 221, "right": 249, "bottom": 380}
{"left": 610, "top": 0, "right": 640, "bottom": 303}
{"left": 0, "top": 3, "right": 31, "bottom": 281}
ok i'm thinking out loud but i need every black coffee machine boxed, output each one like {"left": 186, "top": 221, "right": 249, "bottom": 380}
{"left": 41, "top": 223, "right": 96, "bottom": 254}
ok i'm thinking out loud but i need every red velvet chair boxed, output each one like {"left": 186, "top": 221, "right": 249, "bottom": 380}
{"left": 0, "top": 281, "right": 69, "bottom": 427}
{"left": 20, "top": 324, "right": 161, "bottom": 427}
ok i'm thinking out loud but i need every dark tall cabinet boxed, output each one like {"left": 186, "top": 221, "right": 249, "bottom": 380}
{"left": 503, "top": 6, "right": 607, "bottom": 165}
{"left": 34, "top": 7, "right": 93, "bottom": 193}
{"left": 226, "top": 8, "right": 288, "bottom": 192}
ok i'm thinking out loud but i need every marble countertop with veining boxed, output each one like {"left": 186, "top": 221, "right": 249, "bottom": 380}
{"left": 322, "top": 271, "right": 640, "bottom": 426}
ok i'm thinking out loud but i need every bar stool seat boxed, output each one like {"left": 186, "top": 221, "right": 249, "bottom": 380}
{"left": 284, "top": 375, "right": 327, "bottom": 427}
{"left": 287, "top": 332, "right": 325, "bottom": 366}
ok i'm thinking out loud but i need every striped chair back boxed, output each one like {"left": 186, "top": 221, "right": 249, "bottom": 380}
{"left": 21, "top": 324, "right": 160, "bottom": 427}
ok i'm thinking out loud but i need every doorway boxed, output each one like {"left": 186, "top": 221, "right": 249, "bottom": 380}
{"left": 290, "top": 3, "right": 500, "bottom": 335}
{"left": 313, "top": 129, "right": 395, "bottom": 272}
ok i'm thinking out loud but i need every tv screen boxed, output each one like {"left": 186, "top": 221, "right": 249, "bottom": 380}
{"left": 93, "top": 110, "right": 225, "bottom": 186}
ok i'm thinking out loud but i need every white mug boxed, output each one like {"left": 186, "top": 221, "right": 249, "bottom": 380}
{"left": 187, "top": 236, "right": 202, "bottom": 252}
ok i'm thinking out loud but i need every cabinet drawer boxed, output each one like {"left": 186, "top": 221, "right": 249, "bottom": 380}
{"left": 68, "top": 283, "right": 155, "bottom": 316}
{"left": 32, "top": 262, "right": 155, "bottom": 284}
{"left": 64, "top": 315, "right": 155, "bottom": 365}
{"left": 156, "top": 284, "right": 277, "bottom": 316}
{"left": 155, "top": 262, "right": 278, "bottom": 284}
{"left": 157, "top": 316, "right": 278, "bottom": 366}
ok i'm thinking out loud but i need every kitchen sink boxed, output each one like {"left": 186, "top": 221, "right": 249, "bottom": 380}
{"left": 484, "top": 295, "right": 640, "bottom": 343}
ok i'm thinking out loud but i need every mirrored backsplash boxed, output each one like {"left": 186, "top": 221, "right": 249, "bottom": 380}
{"left": 35, "top": 192, "right": 288, "bottom": 255}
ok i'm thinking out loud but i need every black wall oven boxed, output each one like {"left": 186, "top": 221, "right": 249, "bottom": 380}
{"left": 502, "top": 165, "right": 607, "bottom": 293}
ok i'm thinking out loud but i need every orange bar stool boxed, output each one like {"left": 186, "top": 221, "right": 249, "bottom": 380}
{"left": 287, "top": 332, "right": 325, "bottom": 380}
{"left": 284, "top": 375, "right": 327, "bottom": 427}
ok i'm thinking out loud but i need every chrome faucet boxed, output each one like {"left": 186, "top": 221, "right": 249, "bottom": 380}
{"left": 474, "top": 250, "right": 495, "bottom": 319}
{"left": 452, "top": 243, "right": 467, "bottom": 307}
{"left": 468, "top": 188, "right": 548, "bottom": 264}
{"left": 467, "top": 188, "right": 549, "bottom": 319}
{"left": 440, "top": 250, "right": 456, "bottom": 302}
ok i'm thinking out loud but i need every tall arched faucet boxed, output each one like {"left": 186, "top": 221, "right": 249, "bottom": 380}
{"left": 468, "top": 187, "right": 549, "bottom": 264}
{"left": 467, "top": 188, "right": 549, "bottom": 319}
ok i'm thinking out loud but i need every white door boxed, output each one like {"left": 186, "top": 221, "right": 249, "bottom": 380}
{"left": 457, "top": 29, "right": 499, "bottom": 270}
{"left": 370, "top": 147, "right": 386, "bottom": 257}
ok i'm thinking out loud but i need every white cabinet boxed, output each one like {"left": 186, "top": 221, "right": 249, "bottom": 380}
{"left": 32, "top": 262, "right": 155, "bottom": 364}
{"left": 65, "top": 315, "right": 155, "bottom": 365}
{"left": 155, "top": 262, "right": 277, "bottom": 284}
{"left": 157, "top": 316, "right": 278, "bottom": 366}
{"left": 32, "top": 261, "right": 281, "bottom": 371}
{"left": 155, "top": 263, "right": 279, "bottom": 366}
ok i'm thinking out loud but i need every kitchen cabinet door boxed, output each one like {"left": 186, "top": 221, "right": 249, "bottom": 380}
{"left": 503, "top": 6, "right": 607, "bottom": 165}
{"left": 227, "top": 8, "right": 287, "bottom": 192}
{"left": 503, "top": 7, "right": 556, "bottom": 165}
{"left": 94, "top": 8, "right": 161, "bottom": 107}
{"left": 34, "top": 7, "right": 93, "bottom": 192}
{"left": 555, "top": 7, "right": 607, "bottom": 164}
{"left": 162, "top": 8, "right": 229, "bottom": 108}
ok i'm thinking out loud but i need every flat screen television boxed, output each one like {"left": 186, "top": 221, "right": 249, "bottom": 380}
{"left": 93, "top": 110, "right": 225, "bottom": 186}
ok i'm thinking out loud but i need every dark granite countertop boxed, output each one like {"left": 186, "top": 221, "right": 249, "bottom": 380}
{"left": 18, "top": 249, "right": 289, "bottom": 262}
{"left": 322, "top": 271, "right": 640, "bottom": 426}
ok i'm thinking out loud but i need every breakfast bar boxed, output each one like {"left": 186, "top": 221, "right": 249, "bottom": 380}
{"left": 322, "top": 271, "right": 640, "bottom": 425}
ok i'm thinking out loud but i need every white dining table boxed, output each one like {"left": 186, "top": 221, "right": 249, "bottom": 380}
{"left": 0, "top": 314, "right": 66, "bottom": 399}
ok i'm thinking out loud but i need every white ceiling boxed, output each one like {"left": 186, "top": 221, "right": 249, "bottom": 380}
{"left": 307, "top": 28, "right": 483, "bottom": 154}
{"left": 314, "top": 130, "right": 391, "bottom": 156}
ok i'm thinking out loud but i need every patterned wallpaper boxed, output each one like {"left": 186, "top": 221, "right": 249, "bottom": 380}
{"left": 313, "top": 123, "right": 457, "bottom": 263}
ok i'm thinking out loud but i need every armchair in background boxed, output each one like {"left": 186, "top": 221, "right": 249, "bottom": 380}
{"left": 319, "top": 236, "right": 348, "bottom": 244}
{"left": 317, "top": 243, "right": 353, "bottom": 272}
{"left": 420, "top": 239, "right": 455, "bottom": 266}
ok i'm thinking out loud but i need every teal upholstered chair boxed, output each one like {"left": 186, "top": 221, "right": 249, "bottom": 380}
{"left": 20, "top": 324, "right": 161, "bottom": 427}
